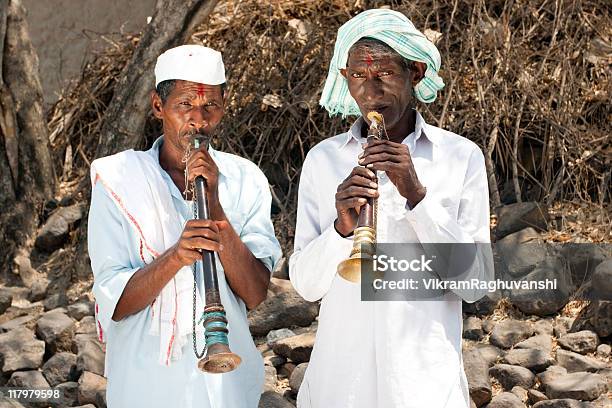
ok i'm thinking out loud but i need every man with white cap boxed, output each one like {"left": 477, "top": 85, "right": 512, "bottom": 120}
{"left": 88, "top": 45, "right": 281, "bottom": 407}
{"left": 290, "top": 9, "right": 493, "bottom": 408}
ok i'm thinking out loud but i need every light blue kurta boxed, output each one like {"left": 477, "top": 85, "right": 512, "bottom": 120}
{"left": 88, "top": 136, "right": 282, "bottom": 408}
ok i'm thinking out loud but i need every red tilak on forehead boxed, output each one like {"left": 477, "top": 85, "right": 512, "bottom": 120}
{"left": 196, "top": 85, "right": 206, "bottom": 96}
{"left": 365, "top": 52, "right": 374, "bottom": 66}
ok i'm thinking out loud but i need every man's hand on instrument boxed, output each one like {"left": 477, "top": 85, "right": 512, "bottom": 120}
{"left": 359, "top": 139, "right": 426, "bottom": 208}
{"left": 334, "top": 166, "right": 378, "bottom": 237}
{"left": 186, "top": 146, "right": 224, "bottom": 219}
{"left": 170, "top": 219, "right": 225, "bottom": 267}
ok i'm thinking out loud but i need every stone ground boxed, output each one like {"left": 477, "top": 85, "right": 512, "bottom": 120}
{"left": 0, "top": 201, "right": 610, "bottom": 407}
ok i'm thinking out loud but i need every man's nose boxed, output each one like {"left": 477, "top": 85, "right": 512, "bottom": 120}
{"left": 189, "top": 107, "right": 208, "bottom": 130}
{"left": 363, "top": 77, "right": 384, "bottom": 102}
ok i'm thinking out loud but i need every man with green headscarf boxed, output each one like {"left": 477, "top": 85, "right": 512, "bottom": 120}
{"left": 289, "top": 9, "right": 493, "bottom": 408}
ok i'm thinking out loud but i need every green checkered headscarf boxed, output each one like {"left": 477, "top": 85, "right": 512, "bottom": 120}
{"left": 320, "top": 9, "right": 445, "bottom": 117}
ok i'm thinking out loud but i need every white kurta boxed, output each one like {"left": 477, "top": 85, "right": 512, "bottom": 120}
{"left": 88, "top": 136, "right": 282, "bottom": 408}
{"left": 289, "top": 112, "right": 493, "bottom": 408}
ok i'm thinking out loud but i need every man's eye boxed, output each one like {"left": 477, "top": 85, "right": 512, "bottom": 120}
{"left": 351, "top": 72, "right": 365, "bottom": 78}
{"left": 378, "top": 71, "right": 391, "bottom": 77}
{"left": 179, "top": 102, "right": 192, "bottom": 107}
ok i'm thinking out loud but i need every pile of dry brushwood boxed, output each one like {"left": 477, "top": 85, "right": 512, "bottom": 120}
{"left": 47, "top": 0, "right": 610, "bottom": 253}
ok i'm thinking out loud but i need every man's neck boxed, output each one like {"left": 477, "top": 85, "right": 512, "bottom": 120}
{"left": 159, "top": 138, "right": 185, "bottom": 174}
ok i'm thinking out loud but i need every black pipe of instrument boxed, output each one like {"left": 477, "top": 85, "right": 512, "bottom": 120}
{"left": 194, "top": 173, "right": 220, "bottom": 304}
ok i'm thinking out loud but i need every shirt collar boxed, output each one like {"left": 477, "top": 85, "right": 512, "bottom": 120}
{"left": 148, "top": 135, "right": 227, "bottom": 176}
{"left": 338, "top": 110, "right": 438, "bottom": 149}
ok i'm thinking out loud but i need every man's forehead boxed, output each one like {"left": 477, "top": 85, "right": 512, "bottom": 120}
{"left": 347, "top": 49, "right": 404, "bottom": 67}
{"left": 173, "top": 80, "right": 222, "bottom": 95}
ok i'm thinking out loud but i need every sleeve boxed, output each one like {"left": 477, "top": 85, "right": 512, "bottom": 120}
{"left": 88, "top": 180, "right": 140, "bottom": 332}
{"left": 239, "top": 167, "right": 282, "bottom": 272}
{"left": 401, "top": 146, "right": 494, "bottom": 302}
{"left": 289, "top": 153, "right": 354, "bottom": 302}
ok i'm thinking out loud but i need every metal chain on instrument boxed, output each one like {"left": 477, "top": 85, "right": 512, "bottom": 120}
{"left": 191, "top": 193, "right": 207, "bottom": 359}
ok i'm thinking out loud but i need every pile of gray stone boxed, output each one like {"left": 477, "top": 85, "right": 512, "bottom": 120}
{"left": 0, "top": 201, "right": 609, "bottom": 408}
{"left": 0, "top": 292, "right": 105, "bottom": 408}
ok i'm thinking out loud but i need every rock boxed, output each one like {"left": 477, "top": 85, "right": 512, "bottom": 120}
{"left": 546, "top": 372, "right": 607, "bottom": 401}
{"left": 43, "top": 293, "right": 69, "bottom": 311}
{"left": 0, "top": 398, "right": 26, "bottom": 407}
{"left": 482, "top": 318, "right": 496, "bottom": 334}
{"left": 591, "top": 259, "right": 612, "bottom": 300}
{"left": 463, "top": 348, "right": 492, "bottom": 407}
{"left": 554, "top": 317, "right": 575, "bottom": 338}
{"left": 516, "top": 334, "right": 553, "bottom": 352}
{"left": 573, "top": 300, "right": 612, "bottom": 338}
{"left": 272, "top": 257, "right": 289, "bottom": 280}
{"left": 533, "top": 399, "right": 595, "bottom": 408}
{"left": 269, "top": 277, "right": 293, "bottom": 295}
{"left": 42, "top": 352, "right": 79, "bottom": 386}
{"left": 503, "top": 348, "right": 554, "bottom": 372}
{"left": 464, "top": 316, "right": 484, "bottom": 340}
{"left": 28, "top": 279, "right": 49, "bottom": 303}
{"left": 538, "top": 366, "right": 568, "bottom": 391}
{"left": 0, "top": 292, "right": 12, "bottom": 315}
{"left": 67, "top": 301, "right": 94, "bottom": 321}
{"left": 495, "top": 202, "right": 548, "bottom": 239}
{"left": 266, "top": 328, "right": 296, "bottom": 348}
{"left": 560, "top": 243, "right": 608, "bottom": 286}
{"left": 95, "top": 389, "right": 107, "bottom": 408}
{"left": 489, "top": 319, "right": 534, "bottom": 349}
{"left": 35, "top": 204, "right": 84, "bottom": 251}
{"left": 0, "top": 314, "right": 37, "bottom": 333}
{"left": 510, "top": 385, "right": 528, "bottom": 402}
{"left": 264, "top": 365, "right": 277, "bottom": 392}
{"left": 489, "top": 364, "right": 535, "bottom": 390}
{"left": 272, "top": 332, "right": 315, "bottom": 364}
{"left": 0, "top": 326, "right": 45, "bottom": 372}
{"left": 258, "top": 391, "right": 294, "bottom": 408}
{"left": 496, "top": 228, "right": 549, "bottom": 277}
{"left": 36, "top": 310, "right": 75, "bottom": 353}
{"left": 592, "top": 394, "right": 611, "bottom": 408}
{"left": 463, "top": 293, "right": 501, "bottom": 315}
{"left": 248, "top": 289, "right": 319, "bottom": 336}
{"left": 277, "top": 362, "right": 296, "bottom": 379}
{"left": 7, "top": 370, "right": 49, "bottom": 408}
{"left": 474, "top": 344, "right": 505, "bottom": 367}
{"left": 534, "top": 319, "right": 554, "bottom": 336}
{"left": 54, "top": 381, "right": 79, "bottom": 407}
{"left": 528, "top": 389, "right": 548, "bottom": 404}
{"left": 556, "top": 349, "right": 606, "bottom": 373}
{"left": 7, "top": 370, "right": 50, "bottom": 388}
{"left": 558, "top": 331, "right": 599, "bottom": 354}
{"left": 596, "top": 343, "right": 610, "bottom": 358}
{"left": 73, "top": 333, "right": 99, "bottom": 354}
{"left": 76, "top": 338, "right": 105, "bottom": 376}
{"left": 263, "top": 354, "right": 286, "bottom": 367}
{"left": 485, "top": 392, "right": 524, "bottom": 408}
{"left": 289, "top": 362, "right": 308, "bottom": 394}
{"left": 510, "top": 257, "right": 571, "bottom": 316}
{"left": 77, "top": 371, "right": 106, "bottom": 405}
{"left": 76, "top": 316, "right": 97, "bottom": 335}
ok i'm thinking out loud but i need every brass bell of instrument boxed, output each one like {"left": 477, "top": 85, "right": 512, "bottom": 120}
{"left": 337, "top": 111, "right": 384, "bottom": 283}
{"left": 198, "top": 343, "right": 242, "bottom": 374}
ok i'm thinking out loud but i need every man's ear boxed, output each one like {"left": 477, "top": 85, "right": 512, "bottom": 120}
{"left": 151, "top": 90, "right": 164, "bottom": 119}
{"left": 340, "top": 68, "right": 348, "bottom": 79}
{"left": 411, "top": 62, "right": 426, "bottom": 87}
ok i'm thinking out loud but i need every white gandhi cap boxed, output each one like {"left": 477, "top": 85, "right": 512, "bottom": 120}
{"left": 154, "top": 44, "right": 226, "bottom": 87}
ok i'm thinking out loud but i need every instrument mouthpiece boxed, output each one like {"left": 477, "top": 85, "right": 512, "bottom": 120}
{"left": 367, "top": 111, "right": 383, "bottom": 126}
